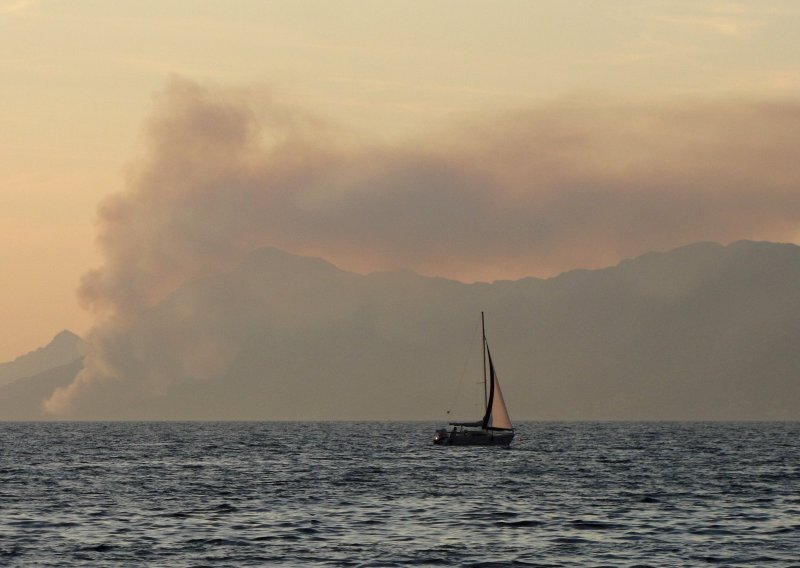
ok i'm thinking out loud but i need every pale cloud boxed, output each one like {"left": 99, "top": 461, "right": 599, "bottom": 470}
{"left": 648, "top": 2, "right": 772, "bottom": 37}
{"left": 724, "top": 67, "right": 800, "bottom": 94}
{"left": 644, "top": 1, "right": 800, "bottom": 37}
{"left": 0, "top": 0, "right": 38, "bottom": 14}
{"left": 596, "top": 32, "right": 697, "bottom": 66}
{"left": 600, "top": 2, "right": 787, "bottom": 69}
{"left": 653, "top": 14, "right": 761, "bottom": 37}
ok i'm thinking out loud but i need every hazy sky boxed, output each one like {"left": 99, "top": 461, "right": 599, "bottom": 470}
{"left": 3, "top": 0, "right": 800, "bottom": 360}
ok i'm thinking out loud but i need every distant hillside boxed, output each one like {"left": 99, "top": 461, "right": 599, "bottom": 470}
{"left": 3, "top": 241, "right": 800, "bottom": 421}
{"left": 0, "top": 358, "right": 83, "bottom": 420}
{"left": 0, "top": 330, "right": 83, "bottom": 388}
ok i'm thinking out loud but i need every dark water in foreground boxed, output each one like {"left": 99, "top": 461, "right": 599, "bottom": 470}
{"left": 1, "top": 422, "right": 798, "bottom": 567}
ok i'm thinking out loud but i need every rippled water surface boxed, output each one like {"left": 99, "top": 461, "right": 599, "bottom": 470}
{"left": 1, "top": 422, "right": 799, "bottom": 566}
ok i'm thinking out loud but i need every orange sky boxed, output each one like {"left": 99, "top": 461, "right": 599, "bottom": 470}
{"left": 2, "top": 0, "right": 800, "bottom": 359}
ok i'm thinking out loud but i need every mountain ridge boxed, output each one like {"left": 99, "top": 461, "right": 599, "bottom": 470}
{"left": 2, "top": 240, "right": 799, "bottom": 420}
{"left": 0, "top": 330, "right": 83, "bottom": 388}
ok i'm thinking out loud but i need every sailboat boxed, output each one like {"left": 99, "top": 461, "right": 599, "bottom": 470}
{"left": 433, "top": 312, "right": 515, "bottom": 447}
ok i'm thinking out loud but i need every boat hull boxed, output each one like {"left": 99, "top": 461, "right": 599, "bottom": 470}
{"left": 433, "top": 428, "right": 514, "bottom": 447}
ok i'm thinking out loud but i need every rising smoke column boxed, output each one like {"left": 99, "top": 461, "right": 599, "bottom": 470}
{"left": 44, "top": 77, "right": 346, "bottom": 415}
{"left": 45, "top": 78, "right": 800, "bottom": 416}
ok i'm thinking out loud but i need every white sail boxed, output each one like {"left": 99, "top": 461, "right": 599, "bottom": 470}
{"left": 487, "top": 373, "right": 513, "bottom": 430}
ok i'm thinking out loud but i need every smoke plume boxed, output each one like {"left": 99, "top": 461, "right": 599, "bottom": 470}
{"left": 44, "top": 77, "right": 800, "bottom": 415}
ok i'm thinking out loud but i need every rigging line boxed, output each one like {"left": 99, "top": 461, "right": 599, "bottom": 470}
{"left": 445, "top": 316, "right": 481, "bottom": 418}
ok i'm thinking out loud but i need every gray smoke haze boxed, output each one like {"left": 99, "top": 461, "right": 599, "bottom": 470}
{"left": 45, "top": 77, "right": 800, "bottom": 415}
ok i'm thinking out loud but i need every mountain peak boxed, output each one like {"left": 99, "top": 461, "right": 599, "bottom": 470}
{"left": 49, "top": 329, "right": 82, "bottom": 348}
{"left": 0, "top": 330, "right": 84, "bottom": 388}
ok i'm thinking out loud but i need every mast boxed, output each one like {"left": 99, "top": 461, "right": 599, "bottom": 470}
{"left": 482, "top": 311, "right": 487, "bottom": 411}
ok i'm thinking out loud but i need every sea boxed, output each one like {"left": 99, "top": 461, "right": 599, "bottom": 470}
{"left": 0, "top": 422, "right": 798, "bottom": 567}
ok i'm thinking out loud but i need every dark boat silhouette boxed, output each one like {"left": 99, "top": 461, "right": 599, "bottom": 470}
{"left": 434, "top": 312, "right": 514, "bottom": 447}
